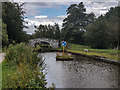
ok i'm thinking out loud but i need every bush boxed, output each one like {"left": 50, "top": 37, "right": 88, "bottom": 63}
{"left": 3, "top": 43, "right": 47, "bottom": 88}
{"left": 5, "top": 43, "right": 44, "bottom": 67}
{"left": 3, "top": 63, "right": 47, "bottom": 88}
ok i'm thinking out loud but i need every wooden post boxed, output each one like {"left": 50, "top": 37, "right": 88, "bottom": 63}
{"left": 63, "top": 46, "right": 64, "bottom": 56}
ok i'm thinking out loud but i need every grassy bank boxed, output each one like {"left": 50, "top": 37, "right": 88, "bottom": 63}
{"left": 2, "top": 59, "right": 47, "bottom": 88}
{"left": 2, "top": 43, "right": 47, "bottom": 88}
{"left": 57, "top": 43, "right": 119, "bottom": 61}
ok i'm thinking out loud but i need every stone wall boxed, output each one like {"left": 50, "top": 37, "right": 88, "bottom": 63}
{"left": 29, "top": 38, "right": 59, "bottom": 48}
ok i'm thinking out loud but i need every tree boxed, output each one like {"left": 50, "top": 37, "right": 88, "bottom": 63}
{"left": 0, "top": 19, "right": 8, "bottom": 47}
{"left": 104, "top": 6, "right": 120, "bottom": 49}
{"left": 53, "top": 23, "right": 61, "bottom": 40}
{"left": 32, "top": 23, "right": 61, "bottom": 40}
{"left": 61, "top": 2, "right": 95, "bottom": 44}
{"left": 2, "top": 2, "right": 28, "bottom": 43}
{"left": 84, "top": 6, "right": 120, "bottom": 49}
{"left": 2, "top": 22, "right": 8, "bottom": 46}
{"left": 84, "top": 16, "right": 109, "bottom": 49}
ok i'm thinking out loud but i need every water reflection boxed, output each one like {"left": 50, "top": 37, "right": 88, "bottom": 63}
{"left": 40, "top": 52, "right": 119, "bottom": 88}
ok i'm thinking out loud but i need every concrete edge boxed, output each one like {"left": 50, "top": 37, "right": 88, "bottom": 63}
{"left": 54, "top": 50, "right": 120, "bottom": 65}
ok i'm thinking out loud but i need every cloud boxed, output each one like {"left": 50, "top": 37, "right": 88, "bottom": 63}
{"left": 57, "top": 15, "right": 67, "bottom": 18}
{"left": 24, "top": 16, "right": 66, "bottom": 34}
{"left": 21, "top": 1, "right": 118, "bottom": 18}
{"left": 34, "top": 15, "right": 48, "bottom": 19}
{"left": 21, "top": 2, "right": 71, "bottom": 18}
{"left": 84, "top": 2, "right": 118, "bottom": 17}
{"left": 25, "top": 17, "right": 65, "bottom": 27}
{"left": 10, "top": 0, "right": 120, "bottom": 2}
{"left": 21, "top": 1, "right": 118, "bottom": 34}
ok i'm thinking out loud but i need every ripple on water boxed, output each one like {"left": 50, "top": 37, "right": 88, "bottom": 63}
{"left": 40, "top": 52, "right": 119, "bottom": 88}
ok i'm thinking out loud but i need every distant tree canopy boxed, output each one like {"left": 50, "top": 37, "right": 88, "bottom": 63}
{"left": 85, "top": 6, "right": 120, "bottom": 49}
{"left": 32, "top": 23, "right": 61, "bottom": 40}
{"left": 61, "top": 2, "right": 95, "bottom": 44}
{"left": 104, "top": 6, "right": 120, "bottom": 49}
{"left": 3, "top": 1, "right": 118, "bottom": 49}
{"left": 84, "top": 16, "right": 109, "bottom": 49}
{"left": 2, "top": 2, "right": 29, "bottom": 45}
{"left": 31, "top": 2, "right": 119, "bottom": 49}
{"left": 60, "top": 2, "right": 119, "bottom": 49}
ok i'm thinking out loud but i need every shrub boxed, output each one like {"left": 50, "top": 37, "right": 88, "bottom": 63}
{"left": 3, "top": 43, "right": 47, "bottom": 88}
{"left": 3, "top": 63, "right": 47, "bottom": 88}
{"left": 5, "top": 43, "right": 44, "bottom": 67}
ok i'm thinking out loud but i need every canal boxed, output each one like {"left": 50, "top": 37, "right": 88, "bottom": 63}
{"left": 40, "top": 52, "right": 119, "bottom": 88}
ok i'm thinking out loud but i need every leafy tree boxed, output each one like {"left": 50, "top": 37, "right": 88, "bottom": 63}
{"left": 53, "top": 23, "right": 61, "bottom": 40}
{"left": 61, "top": 2, "right": 95, "bottom": 44}
{"left": 2, "top": 2, "right": 28, "bottom": 43}
{"left": 84, "top": 16, "right": 109, "bottom": 49}
{"left": 46, "top": 24, "right": 54, "bottom": 38}
{"left": 84, "top": 6, "right": 120, "bottom": 49}
{"left": 32, "top": 23, "right": 61, "bottom": 40}
{"left": 2, "top": 22, "right": 8, "bottom": 46}
{"left": 0, "top": 19, "right": 8, "bottom": 47}
{"left": 104, "top": 6, "right": 120, "bottom": 49}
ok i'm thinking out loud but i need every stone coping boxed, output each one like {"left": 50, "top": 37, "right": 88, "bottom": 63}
{"left": 55, "top": 50, "right": 120, "bottom": 65}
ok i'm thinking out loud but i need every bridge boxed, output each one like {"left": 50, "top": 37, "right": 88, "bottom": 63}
{"left": 29, "top": 38, "right": 59, "bottom": 48}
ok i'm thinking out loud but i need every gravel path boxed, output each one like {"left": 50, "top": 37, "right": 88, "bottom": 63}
{"left": 0, "top": 53, "right": 6, "bottom": 63}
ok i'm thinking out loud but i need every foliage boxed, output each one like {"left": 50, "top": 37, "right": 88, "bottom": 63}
{"left": 2, "top": 22, "right": 8, "bottom": 47}
{"left": 3, "top": 43, "right": 47, "bottom": 88}
{"left": 63, "top": 43, "right": 119, "bottom": 60}
{"left": 34, "top": 44, "right": 52, "bottom": 53}
{"left": 61, "top": 2, "right": 95, "bottom": 44}
{"left": 32, "top": 23, "right": 61, "bottom": 40}
{"left": 2, "top": 2, "right": 29, "bottom": 44}
{"left": 0, "top": 19, "right": 8, "bottom": 47}
{"left": 84, "top": 6, "right": 120, "bottom": 49}
{"left": 84, "top": 16, "right": 109, "bottom": 49}
{"left": 67, "top": 43, "right": 118, "bottom": 54}
{"left": 104, "top": 6, "right": 120, "bottom": 49}
{"left": 56, "top": 55, "right": 73, "bottom": 59}
{"left": 61, "top": 3, "right": 119, "bottom": 49}
{"left": 2, "top": 62, "right": 47, "bottom": 88}
{"left": 34, "top": 45, "right": 41, "bottom": 52}
{"left": 5, "top": 43, "right": 44, "bottom": 67}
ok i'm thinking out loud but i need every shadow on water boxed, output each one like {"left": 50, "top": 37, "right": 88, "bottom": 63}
{"left": 40, "top": 52, "right": 119, "bottom": 88}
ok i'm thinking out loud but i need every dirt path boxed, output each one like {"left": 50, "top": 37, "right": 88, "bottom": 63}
{"left": 0, "top": 53, "right": 6, "bottom": 63}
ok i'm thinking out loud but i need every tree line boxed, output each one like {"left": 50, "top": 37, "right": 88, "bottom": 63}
{"left": 33, "top": 2, "right": 119, "bottom": 49}
{"left": 31, "top": 23, "right": 61, "bottom": 40}
{"left": 2, "top": 2, "right": 30, "bottom": 47}
{"left": 85, "top": 7, "right": 119, "bottom": 49}
{"left": 1, "top": 2, "right": 119, "bottom": 49}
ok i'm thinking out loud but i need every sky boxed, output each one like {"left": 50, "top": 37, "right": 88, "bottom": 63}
{"left": 9, "top": 0, "right": 119, "bottom": 34}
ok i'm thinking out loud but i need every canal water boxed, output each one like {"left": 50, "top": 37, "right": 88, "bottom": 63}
{"left": 40, "top": 52, "right": 119, "bottom": 88}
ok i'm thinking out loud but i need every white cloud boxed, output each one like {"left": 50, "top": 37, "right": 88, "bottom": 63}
{"left": 34, "top": 15, "right": 48, "bottom": 19}
{"left": 10, "top": 0, "right": 119, "bottom": 2}
{"left": 57, "top": 15, "right": 67, "bottom": 18}
{"left": 84, "top": 2, "right": 118, "bottom": 17}
{"left": 21, "top": 1, "right": 118, "bottom": 34}
{"left": 21, "top": 1, "right": 118, "bottom": 18}
{"left": 24, "top": 16, "right": 65, "bottom": 34}
{"left": 20, "top": 2, "right": 71, "bottom": 18}
{"left": 99, "top": 10, "right": 108, "bottom": 15}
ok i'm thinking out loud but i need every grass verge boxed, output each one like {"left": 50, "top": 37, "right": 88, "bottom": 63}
{"left": 56, "top": 55, "right": 73, "bottom": 59}
{"left": 58, "top": 43, "right": 119, "bottom": 61}
{"left": 2, "top": 43, "right": 47, "bottom": 88}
